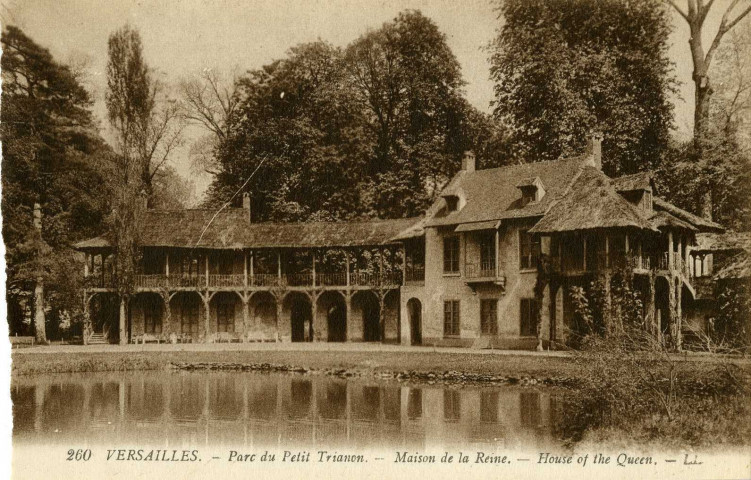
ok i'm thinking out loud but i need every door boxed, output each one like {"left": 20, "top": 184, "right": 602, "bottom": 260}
{"left": 408, "top": 298, "right": 422, "bottom": 345}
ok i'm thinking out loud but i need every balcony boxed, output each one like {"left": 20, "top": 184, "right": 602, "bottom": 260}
{"left": 98, "top": 271, "right": 403, "bottom": 291}
{"left": 465, "top": 261, "right": 505, "bottom": 286}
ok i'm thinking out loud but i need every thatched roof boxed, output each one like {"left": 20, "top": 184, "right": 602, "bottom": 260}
{"left": 648, "top": 211, "right": 697, "bottom": 232}
{"left": 425, "top": 155, "right": 586, "bottom": 227}
{"left": 694, "top": 232, "right": 751, "bottom": 253}
{"left": 653, "top": 198, "right": 724, "bottom": 232}
{"left": 612, "top": 171, "right": 653, "bottom": 192}
{"left": 74, "top": 210, "right": 419, "bottom": 250}
{"left": 529, "top": 167, "right": 656, "bottom": 234}
{"left": 715, "top": 252, "right": 750, "bottom": 280}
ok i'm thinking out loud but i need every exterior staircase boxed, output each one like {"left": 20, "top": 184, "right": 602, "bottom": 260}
{"left": 87, "top": 332, "right": 107, "bottom": 345}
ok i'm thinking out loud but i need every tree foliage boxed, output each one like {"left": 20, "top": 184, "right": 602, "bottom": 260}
{"left": 205, "top": 10, "right": 492, "bottom": 221}
{"left": 1, "top": 25, "right": 112, "bottom": 336}
{"left": 489, "top": 0, "right": 677, "bottom": 177}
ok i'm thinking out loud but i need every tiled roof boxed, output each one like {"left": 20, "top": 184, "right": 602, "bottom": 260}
{"left": 425, "top": 155, "right": 587, "bottom": 227}
{"left": 529, "top": 167, "right": 657, "bottom": 234}
{"left": 74, "top": 210, "right": 419, "bottom": 250}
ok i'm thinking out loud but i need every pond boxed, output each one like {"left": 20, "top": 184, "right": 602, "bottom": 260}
{"left": 12, "top": 371, "right": 563, "bottom": 451}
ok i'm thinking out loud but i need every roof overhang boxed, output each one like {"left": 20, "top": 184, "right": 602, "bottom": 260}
{"left": 454, "top": 220, "right": 501, "bottom": 233}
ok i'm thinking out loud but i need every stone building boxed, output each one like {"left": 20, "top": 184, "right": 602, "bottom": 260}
{"left": 75, "top": 134, "right": 735, "bottom": 348}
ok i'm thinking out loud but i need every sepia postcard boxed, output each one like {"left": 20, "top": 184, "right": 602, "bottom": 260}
{"left": 1, "top": 0, "right": 750, "bottom": 479}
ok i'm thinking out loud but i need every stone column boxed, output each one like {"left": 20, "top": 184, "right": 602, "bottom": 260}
{"left": 647, "top": 274, "right": 656, "bottom": 336}
{"left": 161, "top": 291, "right": 173, "bottom": 341}
{"left": 378, "top": 292, "right": 386, "bottom": 342}
{"left": 668, "top": 275, "right": 677, "bottom": 349}
{"left": 345, "top": 292, "right": 353, "bottom": 342}
{"left": 119, "top": 296, "right": 127, "bottom": 345}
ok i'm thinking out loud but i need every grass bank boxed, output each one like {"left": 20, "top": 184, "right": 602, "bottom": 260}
{"left": 12, "top": 349, "right": 583, "bottom": 381}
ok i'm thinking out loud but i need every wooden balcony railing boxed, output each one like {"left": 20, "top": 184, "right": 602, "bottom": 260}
{"left": 120, "top": 271, "right": 403, "bottom": 290}
{"left": 465, "top": 261, "right": 498, "bottom": 279}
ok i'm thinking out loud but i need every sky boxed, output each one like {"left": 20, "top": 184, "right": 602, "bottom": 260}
{"left": 1, "top": 0, "right": 744, "bottom": 202}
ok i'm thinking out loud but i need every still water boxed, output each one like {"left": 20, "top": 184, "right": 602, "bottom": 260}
{"left": 12, "top": 371, "right": 561, "bottom": 451}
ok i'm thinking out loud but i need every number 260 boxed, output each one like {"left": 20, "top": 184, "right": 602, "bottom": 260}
{"left": 67, "top": 449, "right": 91, "bottom": 461}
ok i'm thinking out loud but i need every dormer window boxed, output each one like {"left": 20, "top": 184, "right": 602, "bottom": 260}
{"left": 516, "top": 177, "right": 546, "bottom": 206}
{"left": 445, "top": 195, "right": 460, "bottom": 212}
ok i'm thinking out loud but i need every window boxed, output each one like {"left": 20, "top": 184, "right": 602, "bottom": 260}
{"left": 443, "top": 235, "right": 460, "bottom": 273}
{"left": 443, "top": 300, "right": 460, "bottom": 337}
{"left": 520, "top": 230, "right": 541, "bottom": 270}
{"left": 217, "top": 298, "right": 235, "bottom": 333}
{"left": 445, "top": 195, "right": 459, "bottom": 212}
{"left": 480, "top": 299, "right": 498, "bottom": 335}
{"left": 180, "top": 296, "right": 199, "bottom": 334}
{"left": 443, "top": 390, "right": 461, "bottom": 421}
{"left": 520, "top": 298, "right": 537, "bottom": 337}
{"left": 521, "top": 190, "right": 535, "bottom": 206}
{"left": 144, "top": 297, "right": 162, "bottom": 334}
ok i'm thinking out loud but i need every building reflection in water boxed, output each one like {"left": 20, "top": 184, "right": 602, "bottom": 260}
{"left": 12, "top": 371, "right": 558, "bottom": 451}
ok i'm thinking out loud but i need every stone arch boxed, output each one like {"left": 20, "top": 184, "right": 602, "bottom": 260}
{"left": 249, "top": 291, "right": 278, "bottom": 341}
{"left": 316, "top": 290, "right": 347, "bottom": 342}
{"left": 383, "top": 289, "right": 400, "bottom": 342}
{"left": 131, "top": 292, "right": 165, "bottom": 339}
{"left": 353, "top": 290, "right": 380, "bottom": 342}
{"left": 87, "top": 292, "right": 119, "bottom": 343}
{"left": 283, "top": 291, "right": 313, "bottom": 342}
{"left": 407, "top": 298, "right": 422, "bottom": 345}
{"left": 209, "top": 291, "right": 240, "bottom": 336}
{"left": 169, "top": 291, "right": 203, "bottom": 339}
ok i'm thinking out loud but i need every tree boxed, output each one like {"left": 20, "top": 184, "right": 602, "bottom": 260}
{"left": 180, "top": 68, "right": 241, "bottom": 175}
{"left": 656, "top": 20, "right": 751, "bottom": 230}
{"left": 1, "top": 26, "right": 112, "bottom": 338}
{"left": 106, "top": 25, "right": 183, "bottom": 201}
{"left": 344, "top": 10, "right": 472, "bottom": 216}
{"left": 105, "top": 25, "right": 183, "bottom": 311}
{"left": 666, "top": 0, "right": 751, "bottom": 219}
{"left": 489, "top": 0, "right": 676, "bottom": 177}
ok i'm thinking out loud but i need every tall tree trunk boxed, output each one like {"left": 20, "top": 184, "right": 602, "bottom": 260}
{"left": 32, "top": 203, "right": 47, "bottom": 344}
{"left": 689, "top": 21, "right": 714, "bottom": 221}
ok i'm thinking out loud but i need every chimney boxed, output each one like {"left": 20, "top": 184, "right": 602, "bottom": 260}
{"left": 243, "top": 192, "right": 251, "bottom": 223}
{"left": 33, "top": 203, "right": 42, "bottom": 231}
{"left": 139, "top": 189, "right": 149, "bottom": 210}
{"left": 462, "top": 150, "right": 476, "bottom": 172}
{"left": 586, "top": 132, "right": 603, "bottom": 170}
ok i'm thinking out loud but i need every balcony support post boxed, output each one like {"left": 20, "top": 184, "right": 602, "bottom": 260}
{"left": 625, "top": 233, "right": 630, "bottom": 254}
{"left": 84, "top": 253, "right": 89, "bottom": 278}
{"left": 604, "top": 235, "right": 610, "bottom": 269}
{"left": 379, "top": 247, "right": 384, "bottom": 285}
{"left": 249, "top": 250, "right": 254, "bottom": 286}
{"left": 677, "top": 235, "right": 683, "bottom": 273}
{"left": 401, "top": 245, "right": 406, "bottom": 286}
{"left": 277, "top": 250, "right": 282, "bottom": 283}
{"left": 494, "top": 229, "right": 500, "bottom": 277}
{"left": 243, "top": 251, "right": 248, "bottom": 288}
{"left": 345, "top": 250, "right": 351, "bottom": 287}
{"left": 582, "top": 235, "right": 587, "bottom": 271}
{"left": 668, "top": 231, "right": 674, "bottom": 271}
{"left": 205, "top": 253, "right": 209, "bottom": 287}
{"left": 312, "top": 250, "right": 316, "bottom": 287}
{"left": 165, "top": 250, "right": 170, "bottom": 277}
